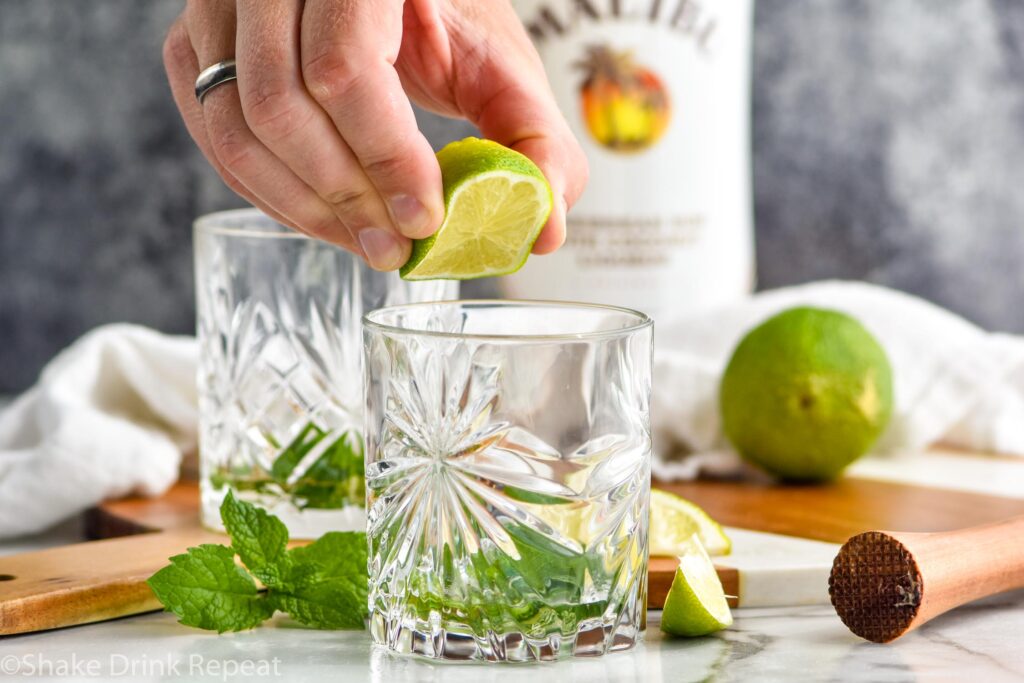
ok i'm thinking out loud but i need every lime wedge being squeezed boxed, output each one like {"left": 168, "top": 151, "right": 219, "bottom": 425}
{"left": 400, "top": 137, "right": 553, "bottom": 280}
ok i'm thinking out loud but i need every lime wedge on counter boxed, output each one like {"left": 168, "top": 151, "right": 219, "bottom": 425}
{"left": 400, "top": 137, "right": 553, "bottom": 280}
{"left": 650, "top": 488, "right": 731, "bottom": 557}
{"left": 661, "top": 535, "right": 733, "bottom": 637}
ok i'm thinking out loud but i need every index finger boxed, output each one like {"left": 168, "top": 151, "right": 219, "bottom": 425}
{"left": 300, "top": 0, "right": 444, "bottom": 241}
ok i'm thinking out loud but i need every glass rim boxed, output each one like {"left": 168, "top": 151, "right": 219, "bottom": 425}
{"left": 193, "top": 207, "right": 309, "bottom": 240}
{"left": 363, "top": 299, "right": 653, "bottom": 342}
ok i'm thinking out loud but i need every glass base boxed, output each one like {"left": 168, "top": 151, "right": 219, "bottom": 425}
{"left": 368, "top": 595, "right": 645, "bottom": 662}
{"left": 200, "top": 483, "right": 366, "bottom": 539}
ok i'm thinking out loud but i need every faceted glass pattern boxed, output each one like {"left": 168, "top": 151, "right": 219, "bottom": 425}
{"left": 363, "top": 301, "right": 653, "bottom": 661}
{"left": 194, "top": 209, "right": 455, "bottom": 537}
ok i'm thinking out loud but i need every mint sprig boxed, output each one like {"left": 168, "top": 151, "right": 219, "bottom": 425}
{"left": 209, "top": 425, "right": 365, "bottom": 510}
{"left": 147, "top": 492, "right": 368, "bottom": 632}
{"left": 270, "top": 426, "right": 365, "bottom": 509}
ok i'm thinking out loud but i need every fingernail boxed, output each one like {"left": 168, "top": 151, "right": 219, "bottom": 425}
{"left": 357, "top": 228, "right": 405, "bottom": 271}
{"left": 388, "top": 194, "right": 433, "bottom": 237}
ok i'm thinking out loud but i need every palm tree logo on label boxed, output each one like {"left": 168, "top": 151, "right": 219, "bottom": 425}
{"left": 576, "top": 44, "right": 671, "bottom": 153}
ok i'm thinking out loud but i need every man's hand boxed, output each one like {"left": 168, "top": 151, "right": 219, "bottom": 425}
{"left": 164, "top": 0, "right": 587, "bottom": 270}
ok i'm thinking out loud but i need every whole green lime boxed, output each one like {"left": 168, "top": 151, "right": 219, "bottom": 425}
{"left": 719, "top": 307, "right": 894, "bottom": 481}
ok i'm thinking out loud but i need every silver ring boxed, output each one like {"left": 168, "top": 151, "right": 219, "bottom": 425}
{"left": 194, "top": 60, "right": 238, "bottom": 104}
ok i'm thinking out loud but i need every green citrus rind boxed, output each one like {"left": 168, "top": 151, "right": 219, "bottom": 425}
{"left": 660, "top": 536, "right": 733, "bottom": 638}
{"left": 719, "top": 306, "right": 894, "bottom": 481}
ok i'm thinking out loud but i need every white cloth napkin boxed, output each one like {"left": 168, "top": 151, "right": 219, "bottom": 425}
{"left": 4, "top": 281, "right": 1024, "bottom": 539}
{"left": 0, "top": 325, "right": 197, "bottom": 539}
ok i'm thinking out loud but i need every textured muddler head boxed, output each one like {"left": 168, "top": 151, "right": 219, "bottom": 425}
{"left": 829, "top": 531, "right": 923, "bottom": 643}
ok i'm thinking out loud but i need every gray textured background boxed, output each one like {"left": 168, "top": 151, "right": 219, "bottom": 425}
{"left": 2, "top": 1, "right": 1024, "bottom": 393}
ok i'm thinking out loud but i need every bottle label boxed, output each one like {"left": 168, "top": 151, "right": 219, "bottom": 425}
{"left": 504, "top": 0, "right": 755, "bottom": 319}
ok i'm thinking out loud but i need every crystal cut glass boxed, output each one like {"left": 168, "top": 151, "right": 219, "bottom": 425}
{"left": 194, "top": 209, "right": 455, "bottom": 538}
{"left": 363, "top": 300, "right": 653, "bottom": 661}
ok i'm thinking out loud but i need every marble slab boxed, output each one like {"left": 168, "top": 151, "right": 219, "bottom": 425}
{"left": 719, "top": 528, "right": 839, "bottom": 607}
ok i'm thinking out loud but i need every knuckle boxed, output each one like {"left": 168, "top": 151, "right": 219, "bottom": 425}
{"left": 242, "top": 80, "right": 308, "bottom": 144}
{"left": 246, "top": 40, "right": 292, "bottom": 73}
{"left": 209, "top": 126, "right": 255, "bottom": 171}
{"left": 361, "top": 153, "right": 409, "bottom": 184}
{"left": 359, "top": 134, "right": 420, "bottom": 185}
{"left": 302, "top": 47, "right": 363, "bottom": 104}
{"left": 324, "top": 187, "right": 371, "bottom": 214}
{"left": 162, "top": 20, "right": 191, "bottom": 69}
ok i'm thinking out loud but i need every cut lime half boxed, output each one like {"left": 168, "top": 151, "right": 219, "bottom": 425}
{"left": 660, "top": 535, "right": 733, "bottom": 637}
{"left": 650, "top": 488, "right": 731, "bottom": 557}
{"left": 400, "top": 138, "right": 553, "bottom": 280}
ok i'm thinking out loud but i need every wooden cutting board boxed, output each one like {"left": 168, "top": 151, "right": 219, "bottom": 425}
{"left": 4, "top": 452, "right": 1024, "bottom": 636}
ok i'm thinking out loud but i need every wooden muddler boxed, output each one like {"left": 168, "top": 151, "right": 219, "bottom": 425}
{"left": 828, "top": 515, "right": 1024, "bottom": 643}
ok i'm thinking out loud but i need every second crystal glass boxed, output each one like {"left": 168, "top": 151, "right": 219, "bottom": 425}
{"left": 194, "top": 208, "right": 456, "bottom": 538}
{"left": 363, "top": 300, "right": 653, "bottom": 662}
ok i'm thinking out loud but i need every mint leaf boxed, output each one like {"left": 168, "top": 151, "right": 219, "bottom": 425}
{"left": 147, "top": 544, "right": 273, "bottom": 633}
{"left": 502, "top": 522, "right": 588, "bottom": 604}
{"left": 215, "top": 422, "right": 365, "bottom": 511}
{"left": 274, "top": 531, "right": 369, "bottom": 629}
{"left": 292, "top": 434, "right": 365, "bottom": 509}
{"left": 270, "top": 422, "right": 328, "bottom": 484}
{"left": 268, "top": 425, "right": 365, "bottom": 510}
{"left": 502, "top": 486, "right": 574, "bottom": 506}
{"left": 270, "top": 579, "right": 366, "bottom": 629}
{"left": 288, "top": 531, "right": 368, "bottom": 584}
{"left": 220, "top": 492, "right": 290, "bottom": 588}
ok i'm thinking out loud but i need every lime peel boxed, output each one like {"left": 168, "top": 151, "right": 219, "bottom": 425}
{"left": 660, "top": 535, "right": 733, "bottom": 638}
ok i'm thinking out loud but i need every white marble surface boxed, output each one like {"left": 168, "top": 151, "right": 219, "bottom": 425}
{"left": 2, "top": 588, "right": 1023, "bottom": 682}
